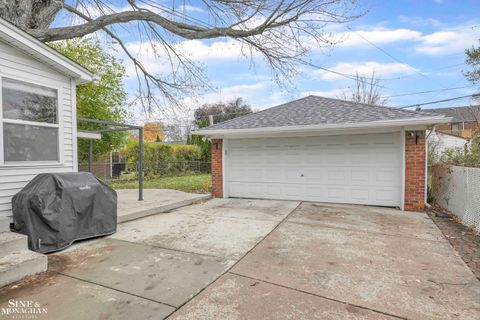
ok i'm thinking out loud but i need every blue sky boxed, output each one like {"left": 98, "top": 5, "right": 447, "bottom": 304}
{"left": 57, "top": 0, "right": 480, "bottom": 122}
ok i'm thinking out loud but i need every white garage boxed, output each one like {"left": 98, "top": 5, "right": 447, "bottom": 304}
{"left": 195, "top": 96, "right": 450, "bottom": 211}
{"left": 226, "top": 133, "right": 402, "bottom": 207}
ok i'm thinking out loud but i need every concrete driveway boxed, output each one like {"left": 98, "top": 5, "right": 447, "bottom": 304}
{"left": 171, "top": 202, "right": 480, "bottom": 320}
{"left": 1, "top": 200, "right": 479, "bottom": 320}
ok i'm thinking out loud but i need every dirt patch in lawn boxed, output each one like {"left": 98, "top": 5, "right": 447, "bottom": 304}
{"left": 427, "top": 208, "right": 480, "bottom": 280}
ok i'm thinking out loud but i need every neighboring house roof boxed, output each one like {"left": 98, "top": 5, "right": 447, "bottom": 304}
{"left": 427, "top": 106, "right": 479, "bottom": 123}
{"left": 0, "top": 18, "right": 96, "bottom": 83}
{"left": 195, "top": 96, "right": 449, "bottom": 136}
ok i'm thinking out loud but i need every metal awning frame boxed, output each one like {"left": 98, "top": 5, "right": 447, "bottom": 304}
{"left": 77, "top": 118, "right": 144, "bottom": 201}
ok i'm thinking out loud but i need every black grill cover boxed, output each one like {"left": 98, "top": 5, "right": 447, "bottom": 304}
{"left": 12, "top": 172, "right": 117, "bottom": 253}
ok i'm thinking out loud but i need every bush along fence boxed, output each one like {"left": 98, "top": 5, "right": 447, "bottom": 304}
{"left": 430, "top": 164, "right": 480, "bottom": 232}
{"left": 80, "top": 141, "right": 211, "bottom": 180}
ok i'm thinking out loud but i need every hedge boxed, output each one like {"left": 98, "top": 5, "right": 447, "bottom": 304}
{"left": 121, "top": 141, "right": 207, "bottom": 177}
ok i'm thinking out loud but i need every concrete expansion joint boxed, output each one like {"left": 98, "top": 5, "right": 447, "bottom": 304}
{"left": 283, "top": 219, "right": 445, "bottom": 244}
{"left": 227, "top": 271, "right": 408, "bottom": 320}
{"left": 165, "top": 201, "right": 302, "bottom": 318}
{"left": 51, "top": 270, "right": 177, "bottom": 309}
{"left": 111, "top": 238, "right": 224, "bottom": 259}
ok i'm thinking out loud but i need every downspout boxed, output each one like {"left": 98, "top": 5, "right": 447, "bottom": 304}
{"left": 424, "top": 125, "right": 436, "bottom": 208}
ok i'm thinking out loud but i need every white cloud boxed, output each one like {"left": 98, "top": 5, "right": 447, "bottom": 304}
{"left": 316, "top": 61, "right": 418, "bottom": 81}
{"left": 415, "top": 27, "right": 478, "bottom": 55}
{"left": 336, "top": 28, "right": 422, "bottom": 47}
{"left": 326, "top": 23, "right": 477, "bottom": 57}
{"left": 175, "top": 40, "right": 250, "bottom": 61}
{"left": 122, "top": 40, "right": 251, "bottom": 78}
{"left": 397, "top": 15, "right": 444, "bottom": 28}
{"left": 178, "top": 81, "right": 289, "bottom": 111}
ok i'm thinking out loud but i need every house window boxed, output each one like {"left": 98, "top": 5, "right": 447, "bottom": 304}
{"left": 451, "top": 122, "right": 461, "bottom": 132}
{"left": 1, "top": 78, "right": 59, "bottom": 163}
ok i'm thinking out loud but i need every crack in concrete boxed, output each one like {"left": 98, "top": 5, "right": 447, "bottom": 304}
{"left": 110, "top": 237, "right": 224, "bottom": 259}
{"left": 227, "top": 271, "right": 408, "bottom": 320}
{"left": 164, "top": 201, "right": 303, "bottom": 319}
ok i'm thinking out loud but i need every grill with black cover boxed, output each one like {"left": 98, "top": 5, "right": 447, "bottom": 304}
{"left": 11, "top": 172, "right": 117, "bottom": 253}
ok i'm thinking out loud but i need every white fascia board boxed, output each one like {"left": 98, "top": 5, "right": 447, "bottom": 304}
{"left": 193, "top": 116, "right": 452, "bottom": 138}
{"left": 0, "top": 19, "right": 96, "bottom": 83}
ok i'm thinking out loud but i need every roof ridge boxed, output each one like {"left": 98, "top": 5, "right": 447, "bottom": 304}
{"left": 204, "top": 95, "right": 311, "bottom": 130}
{"left": 309, "top": 95, "right": 435, "bottom": 116}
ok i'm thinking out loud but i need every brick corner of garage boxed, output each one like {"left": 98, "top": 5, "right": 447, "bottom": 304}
{"left": 211, "top": 139, "right": 223, "bottom": 198}
{"left": 404, "top": 130, "right": 426, "bottom": 212}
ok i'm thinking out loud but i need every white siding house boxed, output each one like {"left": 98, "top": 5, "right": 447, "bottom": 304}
{"left": 428, "top": 130, "right": 470, "bottom": 155}
{"left": 0, "top": 19, "right": 95, "bottom": 229}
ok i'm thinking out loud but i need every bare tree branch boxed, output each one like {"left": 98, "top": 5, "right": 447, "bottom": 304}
{"left": 338, "top": 72, "right": 389, "bottom": 106}
{"left": 0, "top": 0, "right": 361, "bottom": 111}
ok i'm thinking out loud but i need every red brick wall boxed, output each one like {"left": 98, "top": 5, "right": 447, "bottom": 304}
{"left": 404, "top": 131, "right": 426, "bottom": 212}
{"left": 211, "top": 139, "right": 223, "bottom": 198}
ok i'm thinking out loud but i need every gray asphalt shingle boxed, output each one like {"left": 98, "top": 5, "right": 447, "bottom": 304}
{"left": 202, "top": 95, "right": 440, "bottom": 131}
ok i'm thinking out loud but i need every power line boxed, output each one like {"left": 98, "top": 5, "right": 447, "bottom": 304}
{"left": 346, "top": 26, "right": 432, "bottom": 81}
{"left": 345, "top": 26, "right": 469, "bottom": 97}
{"left": 382, "top": 85, "right": 475, "bottom": 98}
{"left": 380, "top": 62, "right": 467, "bottom": 81}
{"left": 398, "top": 93, "right": 480, "bottom": 109}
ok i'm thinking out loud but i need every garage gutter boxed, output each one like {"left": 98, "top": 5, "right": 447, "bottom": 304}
{"left": 193, "top": 116, "right": 451, "bottom": 138}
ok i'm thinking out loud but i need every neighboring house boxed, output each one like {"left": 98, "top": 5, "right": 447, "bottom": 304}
{"left": 194, "top": 96, "right": 450, "bottom": 212}
{"left": 427, "top": 130, "right": 470, "bottom": 155}
{"left": 428, "top": 106, "right": 479, "bottom": 138}
{"left": 0, "top": 18, "right": 95, "bottom": 231}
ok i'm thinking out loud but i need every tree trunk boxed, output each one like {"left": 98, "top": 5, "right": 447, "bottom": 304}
{"left": 0, "top": 0, "right": 63, "bottom": 31}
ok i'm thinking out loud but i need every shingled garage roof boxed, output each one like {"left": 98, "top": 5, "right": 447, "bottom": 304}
{"left": 196, "top": 96, "right": 447, "bottom": 133}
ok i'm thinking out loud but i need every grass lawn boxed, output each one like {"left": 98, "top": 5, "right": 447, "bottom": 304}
{"left": 108, "top": 173, "right": 211, "bottom": 194}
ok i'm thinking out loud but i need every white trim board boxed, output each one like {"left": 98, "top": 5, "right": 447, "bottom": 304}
{"left": 0, "top": 18, "right": 96, "bottom": 83}
{"left": 195, "top": 117, "right": 451, "bottom": 138}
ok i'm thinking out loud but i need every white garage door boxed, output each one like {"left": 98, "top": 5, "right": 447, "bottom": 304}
{"left": 227, "top": 133, "right": 402, "bottom": 207}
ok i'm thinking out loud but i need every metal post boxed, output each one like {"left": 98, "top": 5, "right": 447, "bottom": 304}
{"left": 88, "top": 139, "right": 93, "bottom": 173}
{"left": 138, "top": 128, "right": 144, "bottom": 201}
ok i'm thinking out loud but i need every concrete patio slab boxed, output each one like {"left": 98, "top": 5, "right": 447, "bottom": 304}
{"left": 48, "top": 238, "right": 232, "bottom": 307}
{"left": 117, "top": 189, "right": 211, "bottom": 223}
{"left": 111, "top": 198, "right": 299, "bottom": 259}
{"left": 0, "top": 272, "right": 174, "bottom": 320}
{"left": 232, "top": 206, "right": 480, "bottom": 320}
{"left": 170, "top": 273, "right": 396, "bottom": 320}
{"left": 289, "top": 202, "right": 445, "bottom": 241}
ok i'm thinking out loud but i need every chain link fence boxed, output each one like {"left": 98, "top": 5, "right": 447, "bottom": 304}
{"left": 431, "top": 165, "right": 480, "bottom": 232}
{"left": 79, "top": 160, "right": 211, "bottom": 181}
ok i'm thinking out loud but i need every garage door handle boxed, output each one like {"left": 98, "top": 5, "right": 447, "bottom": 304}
{"left": 300, "top": 174, "right": 304, "bottom": 177}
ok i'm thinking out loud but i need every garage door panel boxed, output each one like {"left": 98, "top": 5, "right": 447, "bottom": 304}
{"left": 350, "top": 149, "right": 371, "bottom": 165}
{"left": 348, "top": 134, "right": 370, "bottom": 145}
{"left": 375, "top": 188, "right": 400, "bottom": 203}
{"left": 326, "top": 150, "right": 347, "bottom": 164}
{"left": 351, "top": 169, "right": 370, "bottom": 183}
{"left": 227, "top": 133, "right": 402, "bottom": 207}
{"left": 327, "top": 169, "right": 346, "bottom": 183}
{"left": 371, "top": 132, "right": 396, "bottom": 144}
{"left": 375, "top": 168, "right": 400, "bottom": 184}
{"left": 327, "top": 188, "right": 346, "bottom": 201}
